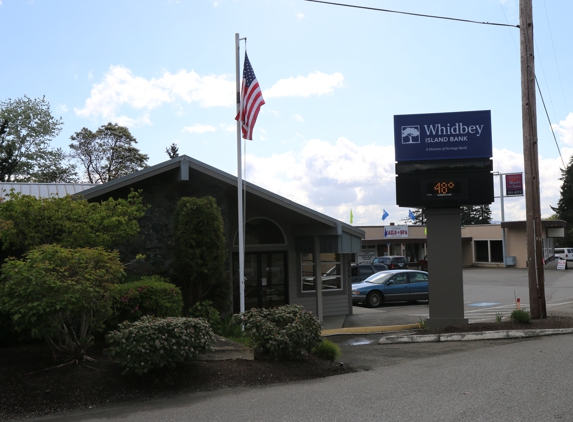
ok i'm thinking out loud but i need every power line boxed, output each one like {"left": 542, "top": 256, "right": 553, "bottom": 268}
{"left": 304, "top": 0, "right": 519, "bottom": 28}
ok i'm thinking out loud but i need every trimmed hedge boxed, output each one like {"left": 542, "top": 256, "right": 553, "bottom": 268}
{"left": 108, "top": 276, "right": 183, "bottom": 328}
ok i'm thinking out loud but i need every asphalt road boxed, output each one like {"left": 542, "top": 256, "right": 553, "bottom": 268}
{"left": 38, "top": 335, "right": 573, "bottom": 421}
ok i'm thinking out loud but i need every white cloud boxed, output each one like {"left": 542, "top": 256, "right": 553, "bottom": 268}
{"left": 244, "top": 137, "right": 395, "bottom": 224}
{"left": 552, "top": 112, "right": 573, "bottom": 145}
{"left": 75, "top": 65, "right": 234, "bottom": 126}
{"left": 182, "top": 124, "right": 216, "bottom": 134}
{"left": 296, "top": 12, "right": 304, "bottom": 20}
{"left": 219, "top": 123, "right": 236, "bottom": 132}
{"left": 240, "top": 141, "right": 572, "bottom": 225}
{"left": 293, "top": 114, "right": 304, "bottom": 122}
{"left": 56, "top": 104, "right": 68, "bottom": 114}
{"left": 264, "top": 72, "right": 344, "bottom": 99}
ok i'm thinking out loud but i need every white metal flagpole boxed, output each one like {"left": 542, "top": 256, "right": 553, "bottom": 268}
{"left": 235, "top": 33, "right": 245, "bottom": 313}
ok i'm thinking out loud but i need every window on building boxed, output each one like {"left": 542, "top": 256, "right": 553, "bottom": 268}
{"left": 301, "top": 253, "right": 342, "bottom": 292}
{"left": 490, "top": 241, "right": 503, "bottom": 263}
{"left": 301, "top": 253, "right": 315, "bottom": 292}
{"left": 475, "top": 240, "right": 503, "bottom": 263}
{"left": 234, "top": 218, "right": 286, "bottom": 245}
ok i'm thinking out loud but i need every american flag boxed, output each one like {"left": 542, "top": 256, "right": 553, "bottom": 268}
{"left": 236, "top": 53, "right": 265, "bottom": 140}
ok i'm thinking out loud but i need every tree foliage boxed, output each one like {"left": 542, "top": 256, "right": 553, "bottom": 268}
{"left": 0, "top": 190, "right": 147, "bottom": 253}
{"left": 461, "top": 205, "right": 492, "bottom": 225}
{"left": 407, "top": 208, "right": 425, "bottom": 225}
{"left": 403, "top": 206, "right": 491, "bottom": 226}
{"left": 551, "top": 158, "right": 573, "bottom": 245}
{"left": 172, "top": 196, "right": 228, "bottom": 314}
{"left": 69, "top": 123, "right": 148, "bottom": 183}
{"left": 166, "top": 143, "right": 179, "bottom": 159}
{"left": 0, "top": 96, "right": 77, "bottom": 182}
{"left": 0, "top": 245, "right": 124, "bottom": 359}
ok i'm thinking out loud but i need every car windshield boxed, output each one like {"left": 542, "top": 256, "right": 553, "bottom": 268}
{"left": 363, "top": 272, "right": 393, "bottom": 284}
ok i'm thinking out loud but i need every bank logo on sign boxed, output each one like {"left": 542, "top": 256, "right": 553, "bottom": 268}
{"left": 401, "top": 125, "right": 420, "bottom": 144}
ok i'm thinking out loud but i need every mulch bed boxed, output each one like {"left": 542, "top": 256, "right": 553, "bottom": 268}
{"left": 3, "top": 316, "right": 573, "bottom": 420}
{"left": 0, "top": 338, "right": 353, "bottom": 421}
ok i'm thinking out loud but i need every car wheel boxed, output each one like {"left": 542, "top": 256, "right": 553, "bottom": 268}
{"left": 366, "top": 291, "right": 383, "bottom": 308}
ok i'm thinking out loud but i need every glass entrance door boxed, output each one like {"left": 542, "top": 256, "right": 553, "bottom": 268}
{"left": 233, "top": 252, "right": 287, "bottom": 313}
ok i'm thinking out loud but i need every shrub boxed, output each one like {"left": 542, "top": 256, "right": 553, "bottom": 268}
{"left": 188, "top": 300, "right": 222, "bottom": 334}
{"left": 218, "top": 315, "right": 245, "bottom": 338}
{"left": 0, "top": 189, "right": 146, "bottom": 253}
{"left": 0, "top": 245, "right": 124, "bottom": 359}
{"left": 108, "top": 276, "right": 183, "bottom": 328}
{"left": 510, "top": 309, "right": 532, "bottom": 324}
{"left": 232, "top": 305, "right": 322, "bottom": 359}
{"left": 106, "top": 316, "right": 215, "bottom": 376}
{"left": 0, "top": 311, "right": 22, "bottom": 346}
{"left": 312, "top": 339, "right": 341, "bottom": 361}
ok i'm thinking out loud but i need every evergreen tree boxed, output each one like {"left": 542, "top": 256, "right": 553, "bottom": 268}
{"left": 461, "top": 205, "right": 492, "bottom": 225}
{"left": 551, "top": 157, "right": 573, "bottom": 245}
{"left": 172, "top": 196, "right": 229, "bottom": 314}
{"left": 166, "top": 143, "right": 179, "bottom": 159}
{"left": 406, "top": 208, "right": 425, "bottom": 225}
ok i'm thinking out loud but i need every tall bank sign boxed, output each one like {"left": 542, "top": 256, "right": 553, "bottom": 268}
{"left": 394, "top": 110, "right": 494, "bottom": 208}
{"left": 394, "top": 110, "right": 492, "bottom": 161}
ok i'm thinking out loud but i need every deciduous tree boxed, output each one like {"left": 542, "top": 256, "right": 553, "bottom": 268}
{"left": 0, "top": 96, "right": 77, "bottom": 182}
{"left": 69, "top": 123, "right": 148, "bottom": 183}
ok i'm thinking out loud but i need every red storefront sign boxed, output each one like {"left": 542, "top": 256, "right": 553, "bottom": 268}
{"left": 505, "top": 173, "right": 523, "bottom": 196}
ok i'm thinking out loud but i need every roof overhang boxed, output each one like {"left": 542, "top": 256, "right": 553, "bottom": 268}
{"left": 76, "top": 155, "right": 364, "bottom": 240}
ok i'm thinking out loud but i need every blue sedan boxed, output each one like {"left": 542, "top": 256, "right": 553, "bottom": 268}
{"left": 352, "top": 270, "right": 429, "bottom": 308}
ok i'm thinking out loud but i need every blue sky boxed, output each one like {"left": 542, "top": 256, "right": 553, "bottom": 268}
{"left": 1, "top": 0, "right": 572, "bottom": 225}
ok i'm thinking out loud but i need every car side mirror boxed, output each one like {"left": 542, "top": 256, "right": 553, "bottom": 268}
{"left": 386, "top": 280, "right": 394, "bottom": 285}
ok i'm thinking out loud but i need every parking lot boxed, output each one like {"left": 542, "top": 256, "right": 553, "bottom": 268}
{"left": 325, "top": 263, "right": 573, "bottom": 330}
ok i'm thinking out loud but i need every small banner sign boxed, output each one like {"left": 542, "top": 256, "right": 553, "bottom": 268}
{"left": 505, "top": 173, "right": 523, "bottom": 196}
{"left": 557, "top": 259, "right": 567, "bottom": 270}
{"left": 384, "top": 225, "right": 409, "bottom": 238}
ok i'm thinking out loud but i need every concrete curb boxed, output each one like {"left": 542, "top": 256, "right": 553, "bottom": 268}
{"left": 322, "top": 323, "right": 420, "bottom": 336}
{"left": 378, "top": 328, "right": 573, "bottom": 344}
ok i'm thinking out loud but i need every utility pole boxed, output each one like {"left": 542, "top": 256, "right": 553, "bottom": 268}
{"left": 520, "top": 0, "right": 546, "bottom": 319}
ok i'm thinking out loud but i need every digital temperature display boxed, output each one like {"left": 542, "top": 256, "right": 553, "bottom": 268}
{"left": 395, "top": 159, "right": 493, "bottom": 207}
{"left": 425, "top": 180, "right": 464, "bottom": 197}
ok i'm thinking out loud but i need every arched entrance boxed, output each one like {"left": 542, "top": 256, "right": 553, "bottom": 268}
{"left": 233, "top": 218, "right": 288, "bottom": 312}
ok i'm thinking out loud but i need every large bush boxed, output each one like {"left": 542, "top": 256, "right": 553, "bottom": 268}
{"left": 106, "top": 316, "right": 215, "bottom": 375}
{"left": 232, "top": 305, "right": 322, "bottom": 359}
{"left": 108, "top": 276, "right": 183, "bottom": 328}
{"left": 0, "top": 244, "right": 124, "bottom": 359}
{"left": 172, "top": 196, "right": 229, "bottom": 313}
{"left": 0, "top": 189, "right": 146, "bottom": 253}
